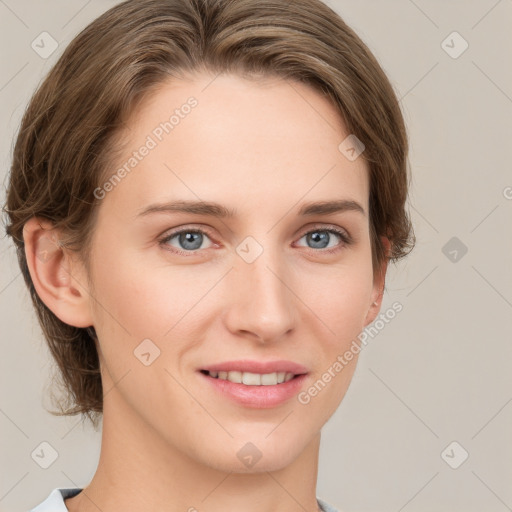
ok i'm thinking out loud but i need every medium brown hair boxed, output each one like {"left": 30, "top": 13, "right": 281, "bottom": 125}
{"left": 4, "top": 0, "right": 415, "bottom": 426}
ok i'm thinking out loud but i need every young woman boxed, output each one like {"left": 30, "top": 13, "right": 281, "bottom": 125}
{"left": 5, "top": 0, "right": 414, "bottom": 510}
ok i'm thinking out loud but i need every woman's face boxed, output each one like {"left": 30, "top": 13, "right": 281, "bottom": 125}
{"left": 83, "top": 72, "right": 386, "bottom": 472}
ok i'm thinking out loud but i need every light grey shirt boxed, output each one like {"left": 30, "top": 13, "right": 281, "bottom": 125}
{"left": 29, "top": 487, "right": 341, "bottom": 512}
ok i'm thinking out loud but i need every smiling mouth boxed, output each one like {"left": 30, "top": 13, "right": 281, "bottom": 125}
{"left": 199, "top": 369, "right": 303, "bottom": 386}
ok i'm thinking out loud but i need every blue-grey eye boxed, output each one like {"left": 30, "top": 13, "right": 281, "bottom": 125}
{"left": 164, "top": 230, "right": 213, "bottom": 251}
{"left": 298, "top": 229, "right": 344, "bottom": 250}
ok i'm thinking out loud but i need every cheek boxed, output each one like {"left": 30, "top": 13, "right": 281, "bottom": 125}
{"left": 296, "top": 258, "right": 374, "bottom": 339}
{"left": 88, "top": 247, "right": 173, "bottom": 336}
{"left": 87, "top": 250, "right": 218, "bottom": 377}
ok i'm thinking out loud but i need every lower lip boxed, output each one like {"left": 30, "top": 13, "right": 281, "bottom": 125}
{"left": 199, "top": 371, "right": 308, "bottom": 408}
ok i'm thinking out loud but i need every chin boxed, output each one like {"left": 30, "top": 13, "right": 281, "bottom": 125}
{"left": 208, "top": 434, "right": 309, "bottom": 474}
{"left": 213, "top": 451, "right": 301, "bottom": 474}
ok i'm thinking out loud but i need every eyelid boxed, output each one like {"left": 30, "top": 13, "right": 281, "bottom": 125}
{"left": 295, "top": 223, "right": 352, "bottom": 251}
{"left": 157, "top": 224, "right": 217, "bottom": 256}
{"left": 298, "top": 222, "right": 350, "bottom": 238}
{"left": 158, "top": 223, "right": 215, "bottom": 240}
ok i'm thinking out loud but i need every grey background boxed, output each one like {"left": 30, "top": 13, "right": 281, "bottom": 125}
{"left": 1, "top": 1, "right": 511, "bottom": 511}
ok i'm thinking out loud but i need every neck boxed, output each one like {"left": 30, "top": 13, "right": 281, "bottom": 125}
{"left": 65, "top": 389, "right": 322, "bottom": 512}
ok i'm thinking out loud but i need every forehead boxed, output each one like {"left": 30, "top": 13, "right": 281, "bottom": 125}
{"left": 99, "top": 72, "right": 369, "bottom": 221}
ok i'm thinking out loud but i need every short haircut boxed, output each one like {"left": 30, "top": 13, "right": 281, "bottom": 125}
{"left": 4, "top": 0, "right": 415, "bottom": 426}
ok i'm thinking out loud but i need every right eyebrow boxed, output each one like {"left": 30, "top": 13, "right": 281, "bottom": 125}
{"left": 136, "top": 200, "right": 237, "bottom": 219}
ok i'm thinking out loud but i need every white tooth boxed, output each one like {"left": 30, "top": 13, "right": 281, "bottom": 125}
{"left": 261, "top": 372, "right": 278, "bottom": 385}
{"left": 242, "top": 372, "right": 262, "bottom": 385}
{"left": 227, "top": 371, "right": 242, "bottom": 383}
{"left": 214, "top": 371, "right": 293, "bottom": 385}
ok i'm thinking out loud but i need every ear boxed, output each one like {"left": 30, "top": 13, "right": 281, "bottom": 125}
{"left": 23, "top": 217, "right": 94, "bottom": 328}
{"left": 364, "top": 236, "right": 391, "bottom": 327}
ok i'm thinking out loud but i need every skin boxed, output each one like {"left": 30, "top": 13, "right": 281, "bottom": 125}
{"left": 24, "top": 71, "right": 389, "bottom": 512}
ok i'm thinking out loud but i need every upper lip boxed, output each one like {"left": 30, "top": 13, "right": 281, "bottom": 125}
{"left": 200, "top": 360, "right": 308, "bottom": 375}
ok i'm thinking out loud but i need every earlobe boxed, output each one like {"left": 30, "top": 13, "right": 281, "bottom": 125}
{"left": 23, "top": 217, "right": 93, "bottom": 328}
{"left": 364, "top": 236, "right": 391, "bottom": 326}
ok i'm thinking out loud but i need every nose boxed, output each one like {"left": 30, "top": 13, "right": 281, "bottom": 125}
{"left": 223, "top": 245, "right": 297, "bottom": 344}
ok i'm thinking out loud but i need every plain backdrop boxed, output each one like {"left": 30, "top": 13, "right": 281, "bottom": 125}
{"left": 1, "top": 1, "right": 511, "bottom": 511}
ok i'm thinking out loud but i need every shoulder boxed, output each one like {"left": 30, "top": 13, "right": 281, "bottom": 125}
{"left": 29, "top": 488, "right": 82, "bottom": 512}
{"left": 317, "top": 495, "right": 343, "bottom": 512}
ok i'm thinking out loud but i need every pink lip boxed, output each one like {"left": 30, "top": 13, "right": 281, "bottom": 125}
{"left": 199, "top": 371, "right": 309, "bottom": 409}
{"left": 200, "top": 359, "right": 308, "bottom": 374}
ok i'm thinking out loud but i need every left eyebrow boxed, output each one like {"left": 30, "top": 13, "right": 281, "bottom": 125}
{"left": 298, "top": 199, "right": 366, "bottom": 217}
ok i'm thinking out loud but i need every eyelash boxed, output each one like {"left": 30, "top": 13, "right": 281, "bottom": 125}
{"left": 158, "top": 224, "right": 352, "bottom": 257}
